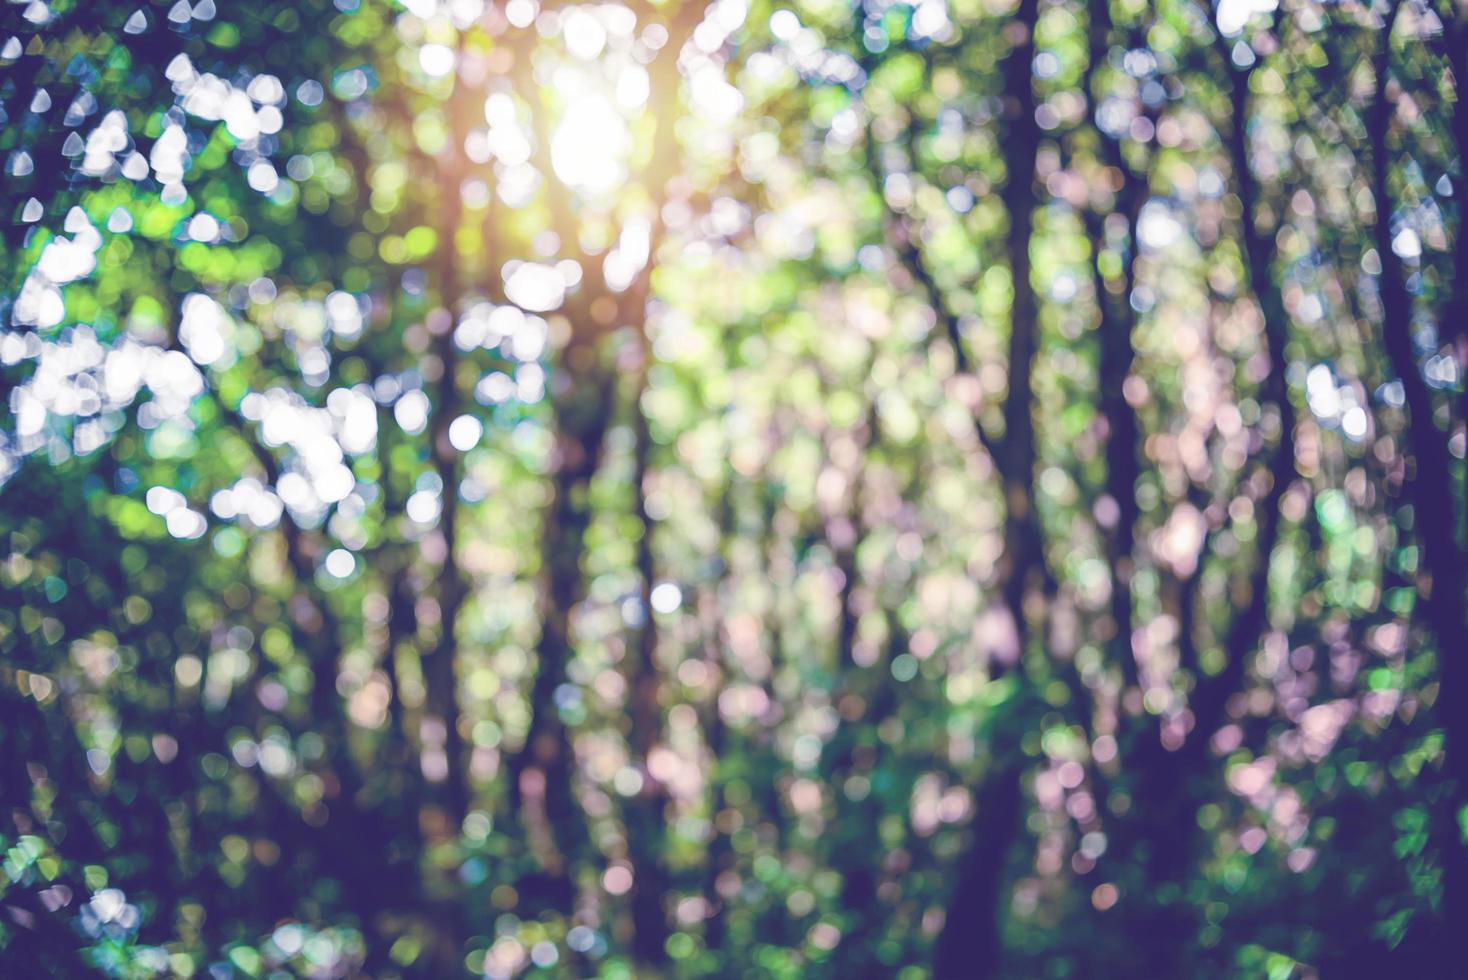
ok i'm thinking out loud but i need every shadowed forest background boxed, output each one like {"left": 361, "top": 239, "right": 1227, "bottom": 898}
{"left": 1, "top": 0, "right": 1466, "bottom": 976}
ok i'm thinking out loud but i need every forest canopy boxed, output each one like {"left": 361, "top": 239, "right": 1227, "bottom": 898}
{"left": 1, "top": 0, "right": 1465, "bottom": 976}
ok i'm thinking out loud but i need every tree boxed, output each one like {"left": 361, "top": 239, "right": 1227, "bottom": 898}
{"left": 2, "top": 0, "right": 1465, "bottom": 976}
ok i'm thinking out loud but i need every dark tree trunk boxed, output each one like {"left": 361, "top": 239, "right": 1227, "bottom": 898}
{"left": 507, "top": 336, "right": 614, "bottom": 912}
{"left": 1368, "top": 6, "right": 1468, "bottom": 949}
{"left": 933, "top": 0, "right": 1042, "bottom": 971}
{"left": 626, "top": 322, "right": 672, "bottom": 967}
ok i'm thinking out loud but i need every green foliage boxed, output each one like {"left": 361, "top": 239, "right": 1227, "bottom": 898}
{"left": 1, "top": 0, "right": 1466, "bottom": 976}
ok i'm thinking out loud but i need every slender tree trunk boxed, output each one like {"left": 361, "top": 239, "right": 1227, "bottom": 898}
{"left": 1368, "top": 6, "right": 1468, "bottom": 945}
{"left": 410, "top": 56, "right": 479, "bottom": 973}
{"left": 626, "top": 319, "right": 673, "bottom": 968}
{"left": 995, "top": 0, "right": 1044, "bottom": 633}
{"left": 1110, "top": 49, "right": 1297, "bottom": 972}
{"left": 613, "top": 12, "right": 704, "bottom": 957}
{"left": 1085, "top": 0, "right": 1145, "bottom": 695}
{"left": 699, "top": 482, "right": 739, "bottom": 957}
{"left": 423, "top": 235, "right": 469, "bottom": 832}
{"left": 422, "top": 56, "right": 473, "bottom": 833}
{"left": 507, "top": 334, "right": 614, "bottom": 911}
{"left": 934, "top": 0, "right": 1042, "bottom": 972}
{"left": 1077, "top": 7, "right": 1160, "bottom": 966}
